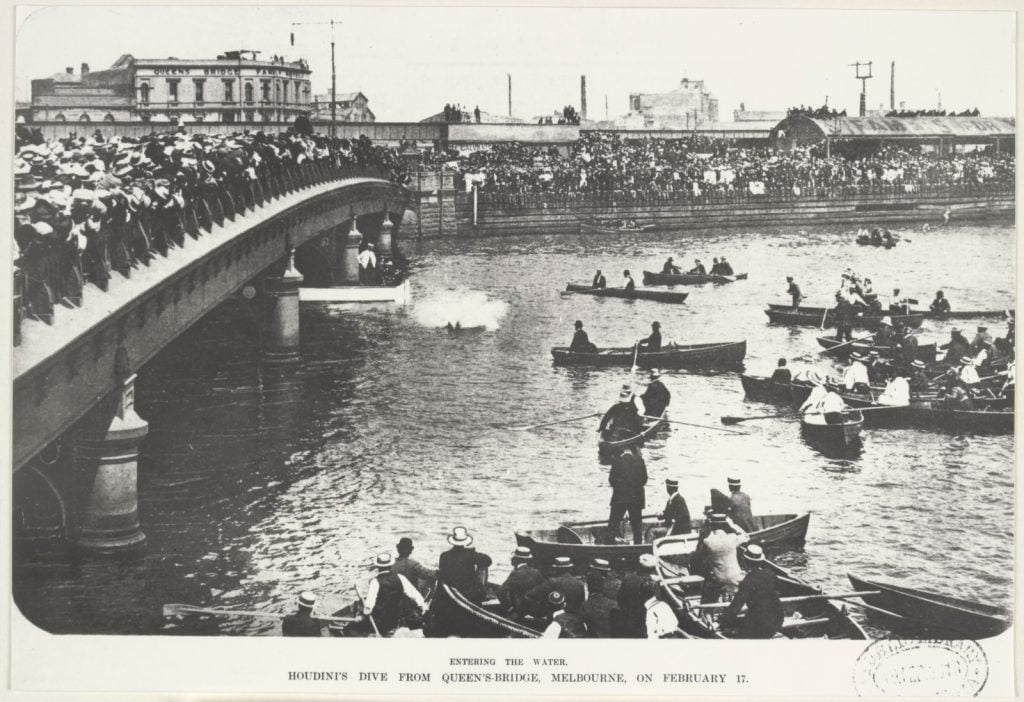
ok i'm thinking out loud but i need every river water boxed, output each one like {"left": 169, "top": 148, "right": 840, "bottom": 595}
{"left": 13, "top": 222, "right": 1015, "bottom": 635}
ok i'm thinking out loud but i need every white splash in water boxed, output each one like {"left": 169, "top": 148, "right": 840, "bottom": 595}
{"left": 412, "top": 289, "right": 509, "bottom": 331}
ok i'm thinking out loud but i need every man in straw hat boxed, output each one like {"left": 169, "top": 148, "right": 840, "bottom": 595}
{"left": 361, "top": 552, "right": 427, "bottom": 635}
{"left": 718, "top": 545, "right": 784, "bottom": 639}
{"left": 726, "top": 477, "right": 754, "bottom": 533}
{"left": 281, "top": 591, "right": 323, "bottom": 637}
{"left": 526, "top": 556, "right": 585, "bottom": 615}
{"left": 940, "top": 327, "right": 971, "bottom": 365}
{"left": 541, "top": 591, "right": 585, "bottom": 638}
{"left": 842, "top": 352, "right": 871, "bottom": 395}
{"left": 437, "top": 526, "right": 492, "bottom": 604}
{"left": 580, "top": 559, "right": 617, "bottom": 638}
{"left": 597, "top": 383, "right": 642, "bottom": 441}
{"left": 909, "top": 359, "right": 934, "bottom": 393}
{"left": 497, "top": 546, "right": 544, "bottom": 620}
{"left": 658, "top": 478, "right": 692, "bottom": 536}
{"left": 640, "top": 368, "right": 670, "bottom": 419}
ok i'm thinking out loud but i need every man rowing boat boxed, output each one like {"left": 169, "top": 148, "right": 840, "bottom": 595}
{"left": 687, "top": 259, "right": 707, "bottom": 275}
{"left": 623, "top": 269, "right": 636, "bottom": 291}
{"left": 592, "top": 269, "right": 607, "bottom": 288}
{"left": 598, "top": 384, "right": 644, "bottom": 440}
{"left": 930, "top": 290, "right": 951, "bottom": 314}
{"left": 842, "top": 353, "right": 871, "bottom": 395}
{"left": 637, "top": 321, "right": 662, "bottom": 353}
{"left": 640, "top": 368, "right": 670, "bottom": 418}
{"left": 799, "top": 378, "right": 847, "bottom": 424}
{"left": 568, "top": 320, "right": 597, "bottom": 353}
{"left": 718, "top": 545, "right": 784, "bottom": 639}
{"left": 662, "top": 257, "right": 681, "bottom": 275}
{"left": 718, "top": 257, "right": 734, "bottom": 275}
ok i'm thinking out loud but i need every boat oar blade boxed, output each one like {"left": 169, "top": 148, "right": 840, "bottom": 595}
{"left": 720, "top": 413, "right": 784, "bottom": 425}
{"left": 506, "top": 412, "right": 601, "bottom": 431}
{"left": 642, "top": 415, "right": 747, "bottom": 435}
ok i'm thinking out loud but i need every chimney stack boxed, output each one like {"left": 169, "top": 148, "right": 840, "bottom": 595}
{"left": 66, "top": 67, "right": 74, "bottom": 75}
{"left": 580, "top": 75, "right": 587, "bottom": 121}
{"left": 890, "top": 61, "right": 895, "bottom": 110}
{"left": 81, "top": 62, "right": 90, "bottom": 76}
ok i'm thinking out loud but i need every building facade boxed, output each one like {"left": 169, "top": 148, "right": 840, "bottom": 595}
{"left": 623, "top": 78, "right": 719, "bottom": 129}
{"left": 310, "top": 92, "right": 375, "bottom": 122}
{"left": 30, "top": 52, "right": 313, "bottom": 124}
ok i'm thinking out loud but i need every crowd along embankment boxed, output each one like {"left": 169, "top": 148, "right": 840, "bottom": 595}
{"left": 406, "top": 176, "right": 1014, "bottom": 238}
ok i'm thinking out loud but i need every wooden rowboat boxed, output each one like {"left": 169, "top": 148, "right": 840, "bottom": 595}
{"left": 741, "top": 375, "right": 1014, "bottom": 434}
{"left": 922, "top": 309, "right": 1014, "bottom": 321}
{"left": 598, "top": 410, "right": 667, "bottom": 453}
{"left": 856, "top": 236, "right": 897, "bottom": 248}
{"left": 430, "top": 584, "right": 542, "bottom": 639}
{"left": 551, "top": 341, "right": 746, "bottom": 369}
{"left": 848, "top": 574, "right": 1010, "bottom": 639}
{"left": 764, "top": 304, "right": 924, "bottom": 330}
{"left": 655, "top": 544, "right": 867, "bottom": 639}
{"left": 642, "top": 271, "right": 748, "bottom": 286}
{"left": 515, "top": 512, "right": 809, "bottom": 575}
{"left": 800, "top": 410, "right": 864, "bottom": 448}
{"left": 565, "top": 283, "right": 689, "bottom": 304}
{"left": 816, "top": 336, "right": 938, "bottom": 362}
{"left": 579, "top": 222, "right": 655, "bottom": 234}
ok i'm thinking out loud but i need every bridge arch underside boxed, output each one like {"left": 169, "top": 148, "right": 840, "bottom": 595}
{"left": 13, "top": 180, "right": 408, "bottom": 472}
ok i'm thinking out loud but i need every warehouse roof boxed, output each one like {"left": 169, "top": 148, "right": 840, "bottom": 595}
{"left": 777, "top": 115, "right": 1014, "bottom": 139}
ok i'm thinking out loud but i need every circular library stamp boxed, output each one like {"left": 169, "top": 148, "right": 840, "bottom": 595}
{"left": 853, "top": 638, "right": 988, "bottom": 696}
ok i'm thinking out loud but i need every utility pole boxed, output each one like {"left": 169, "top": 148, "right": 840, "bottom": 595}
{"left": 890, "top": 61, "right": 895, "bottom": 110}
{"left": 507, "top": 73, "right": 512, "bottom": 119}
{"left": 292, "top": 19, "right": 342, "bottom": 136}
{"left": 605, "top": 94, "right": 609, "bottom": 121}
{"left": 849, "top": 61, "right": 873, "bottom": 117}
{"left": 580, "top": 75, "right": 587, "bottom": 121}
{"left": 229, "top": 49, "right": 260, "bottom": 121}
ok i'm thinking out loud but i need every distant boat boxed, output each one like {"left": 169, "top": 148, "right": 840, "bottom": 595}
{"left": 578, "top": 221, "right": 655, "bottom": 234}
{"left": 564, "top": 283, "right": 689, "bottom": 304}
{"left": 643, "top": 271, "right": 748, "bottom": 286}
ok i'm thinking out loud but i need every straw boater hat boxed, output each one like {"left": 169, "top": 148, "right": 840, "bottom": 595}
{"left": 880, "top": 316, "right": 893, "bottom": 327}
{"left": 589, "top": 558, "right": 611, "bottom": 573}
{"left": 637, "top": 554, "right": 658, "bottom": 572}
{"left": 911, "top": 360, "right": 927, "bottom": 369}
{"left": 960, "top": 356, "right": 975, "bottom": 366}
{"left": 375, "top": 552, "right": 395, "bottom": 570}
{"left": 298, "top": 591, "right": 316, "bottom": 609}
{"left": 649, "top": 368, "right": 662, "bottom": 380}
{"left": 851, "top": 352, "right": 866, "bottom": 362}
{"left": 551, "top": 556, "right": 573, "bottom": 571}
{"left": 707, "top": 513, "right": 729, "bottom": 526}
{"left": 665, "top": 478, "right": 679, "bottom": 488}
{"left": 742, "top": 544, "right": 766, "bottom": 563}
{"left": 728, "top": 477, "right": 741, "bottom": 488}
{"left": 511, "top": 546, "right": 533, "bottom": 562}
{"left": 618, "top": 384, "right": 634, "bottom": 402}
{"left": 447, "top": 526, "right": 473, "bottom": 547}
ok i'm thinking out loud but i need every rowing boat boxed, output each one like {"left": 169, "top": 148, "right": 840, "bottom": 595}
{"left": 579, "top": 222, "right": 655, "bottom": 234}
{"left": 514, "top": 512, "right": 809, "bottom": 575}
{"left": 642, "top": 271, "right": 748, "bottom": 286}
{"left": 430, "top": 585, "right": 542, "bottom": 638}
{"left": 921, "top": 309, "right": 1015, "bottom": 320}
{"left": 551, "top": 341, "right": 746, "bottom": 369}
{"left": 598, "top": 409, "right": 667, "bottom": 453}
{"left": 847, "top": 574, "right": 1010, "bottom": 639}
{"left": 816, "top": 336, "right": 938, "bottom": 362}
{"left": 654, "top": 546, "right": 867, "bottom": 639}
{"left": 565, "top": 283, "right": 689, "bottom": 303}
{"left": 740, "top": 375, "right": 1014, "bottom": 434}
{"left": 800, "top": 410, "right": 864, "bottom": 448}
{"left": 856, "top": 236, "right": 897, "bottom": 248}
{"left": 765, "top": 304, "right": 925, "bottom": 330}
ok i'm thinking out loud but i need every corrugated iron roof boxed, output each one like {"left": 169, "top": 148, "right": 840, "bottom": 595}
{"left": 796, "top": 115, "right": 1014, "bottom": 138}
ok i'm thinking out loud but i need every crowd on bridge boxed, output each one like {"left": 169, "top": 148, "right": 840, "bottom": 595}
{"left": 443, "top": 131, "right": 1014, "bottom": 201}
{"left": 13, "top": 126, "right": 410, "bottom": 329}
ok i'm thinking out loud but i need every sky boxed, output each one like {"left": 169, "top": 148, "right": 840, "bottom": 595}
{"left": 14, "top": 5, "right": 1016, "bottom": 122}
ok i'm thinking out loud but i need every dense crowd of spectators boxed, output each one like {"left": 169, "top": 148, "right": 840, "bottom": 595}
{"left": 885, "top": 108, "right": 981, "bottom": 118}
{"left": 442, "top": 104, "right": 482, "bottom": 123}
{"left": 537, "top": 106, "right": 581, "bottom": 125}
{"left": 13, "top": 126, "right": 409, "bottom": 327}
{"left": 788, "top": 105, "right": 847, "bottom": 119}
{"left": 442, "top": 131, "right": 1014, "bottom": 200}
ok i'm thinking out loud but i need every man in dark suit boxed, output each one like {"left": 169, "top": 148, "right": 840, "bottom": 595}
{"left": 592, "top": 269, "right": 606, "bottom": 288}
{"left": 687, "top": 259, "right": 707, "bottom": 275}
{"left": 281, "top": 591, "right": 323, "bottom": 637}
{"left": 436, "top": 526, "right": 492, "bottom": 603}
{"left": 607, "top": 445, "right": 648, "bottom": 545}
{"left": 497, "top": 546, "right": 545, "bottom": 620}
{"left": 526, "top": 556, "right": 586, "bottom": 615}
{"left": 662, "top": 257, "right": 681, "bottom": 274}
{"left": 638, "top": 321, "right": 662, "bottom": 352}
{"left": 726, "top": 477, "right": 754, "bottom": 532}
{"left": 640, "top": 369, "right": 670, "bottom": 418}
{"left": 598, "top": 385, "right": 643, "bottom": 440}
{"left": 769, "top": 358, "right": 792, "bottom": 385}
{"left": 718, "top": 545, "right": 784, "bottom": 639}
{"left": 569, "top": 320, "right": 596, "bottom": 353}
{"left": 623, "top": 269, "right": 636, "bottom": 291}
{"left": 580, "top": 559, "right": 617, "bottom": 637}
{"left": 660, "top": 478, "right": 691, "bottom": 535}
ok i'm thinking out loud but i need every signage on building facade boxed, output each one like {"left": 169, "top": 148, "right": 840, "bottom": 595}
{"left": 144, "top": 66, "right": 305, "bottom": 77}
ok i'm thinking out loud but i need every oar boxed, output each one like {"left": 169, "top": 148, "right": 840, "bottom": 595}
{"left": 353, "top": 585, "right": 381, "bottom": 637}
{"left": 642, "top": 415, "right": 747, "bottom": 435}
{"left": 690, "top": 590, "right": 881, "bottom": 610}
{"left": 819, "top": 307, "right": 829, "bottom": 330}
{"left": 818, "top": 333, "right": 875, "bottom": 355}
{"left": 162, "top": 603, "right": 358, "bottom": 624}
{"left": 721, "top": 405, "right": 906, "bottom": 425}
{"left": 505, "top": 412, "right": 601, "bottom": 431}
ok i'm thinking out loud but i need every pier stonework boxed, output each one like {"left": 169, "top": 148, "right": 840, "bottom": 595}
{"left": 73, "top": 375, "right": 148, "bottom": 553}
{"left": 262, "top": 254, "right": 305, "bottom": 363}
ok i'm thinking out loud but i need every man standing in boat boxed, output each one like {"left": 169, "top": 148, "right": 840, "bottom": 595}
{"left": 357, "top": 243, "right": 377, "bottom": 285}
{"left": 786, "top": 276, "right": 803, "bottom": 311}
{"left": 640, "top": 368, "right": 670, "bottom": 418}
{"left": 569, "top": 320, "right": 597, "bottom": 353}
{"left": 637, "top": 321, "right": 662, "bottom": 353}
{"left": 607, "top": 445, "right": 648, "bottom": 545}
{"left": 718, "top": 545, "right": 784, "bottom": 639}
{"left": 592, "top": 269, "right": 607, "bottom": 288}
{"left": 659, "top": 478, "right": 692, "bottom": 535}
{"left": 281, "top": 591, "right": 323, "bottom": 637}
{"left": 662, "top": 257, "right": 681, "bottom": 275}
{"left": 598, "top": 384, "right": 643, "bottom": 440}
{"left": 726, "top": 477, "right": 755, "bottom": 533}
{"left": 623, "top": 269, "right": 636, "bottom": 291}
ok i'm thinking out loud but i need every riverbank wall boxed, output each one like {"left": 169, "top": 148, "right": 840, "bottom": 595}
{"left": 407, "top": 174, "right": 1014, "bottom": 238}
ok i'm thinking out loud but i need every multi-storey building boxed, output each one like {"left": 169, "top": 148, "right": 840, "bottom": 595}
{"left": 30, "top": 51, "right": 313, "bottom": 124}
{"left": 310, "top": 92, "right": 375, "bottom": 122}
{"left": 622, "top": 77, "right": 719, "bottom": 129}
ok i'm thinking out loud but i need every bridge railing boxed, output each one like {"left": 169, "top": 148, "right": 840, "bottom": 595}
{"left": 476, "top": 181, "right": 1015, "bottom": 209}
{"left": 14, "top": 160, "right": 393, "bottom": 346}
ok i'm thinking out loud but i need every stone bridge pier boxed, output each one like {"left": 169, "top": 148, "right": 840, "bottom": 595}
{"left": 293, "top": 212, "right": 397, "bottom": 288}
